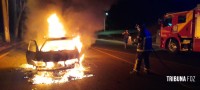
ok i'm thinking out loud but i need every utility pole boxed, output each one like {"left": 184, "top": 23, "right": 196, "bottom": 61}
{"left": 1, "top": 0, "right": 10, "bottom": 42}
{"left": 104, "top": 11, "right": 108, "bottom": 31}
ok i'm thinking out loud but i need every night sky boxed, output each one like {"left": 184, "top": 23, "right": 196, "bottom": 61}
{"left": 107, "top": 0, "right": 200, "bottom": 30}
{"left": 1, "top": 0, "right": 200, "bottom": 34}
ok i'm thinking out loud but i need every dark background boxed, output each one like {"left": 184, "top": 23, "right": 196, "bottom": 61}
{"left": 106, "top": 0, "right": 200, "bottom": 30}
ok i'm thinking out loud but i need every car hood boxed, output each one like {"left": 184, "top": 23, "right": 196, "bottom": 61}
{"left": 36, "top": 50, "right": 79, "bottom": 62}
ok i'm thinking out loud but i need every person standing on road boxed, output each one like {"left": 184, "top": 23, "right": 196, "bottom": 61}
{"left": 122, "top": 30, "right": 130, "bottom": 49}
{"left": 132, "top": 24, "right": 152, "bottom": 74}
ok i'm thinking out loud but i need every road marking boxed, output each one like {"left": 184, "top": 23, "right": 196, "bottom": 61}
{"left": 93, "top": 47, "right": 199, "bottom": 88}
{"left": 92, "top": 47, "right": 164, "bottom": 75}
{"left": 0, "top": 43, "right": 23, "bottom": 59}
{"left": 94, "top": 47, "right": 200, "bottom": 70}
{"left": 97, "top": 39, "right": 124, "bottom": 44}
{"left": 92, "top": 48, "right": 133, "bottom": 64}
{"left": 93, "top": 47, "right": 134, "bottom": 56}
{"left": 0, "top": 51, "right": 11, "bottom": 59}
{"left": 93, "top": 47, "right": 199, "bottom": 69}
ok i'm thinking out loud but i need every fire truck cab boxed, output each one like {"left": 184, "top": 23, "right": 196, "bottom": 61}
{"left": 160, "top": 4, "right": 200, "bottom": 53}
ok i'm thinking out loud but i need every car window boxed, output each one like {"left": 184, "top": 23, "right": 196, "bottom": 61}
{"left": 41, "top": 40, "right": 76, "bottom": 52}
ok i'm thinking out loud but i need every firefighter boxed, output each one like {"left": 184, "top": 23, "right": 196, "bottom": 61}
{"left": 131, "top": 24, "right": 152, "bottom": 74}
{"left": 122, "top": 30, "right": 130, "bottom": 49}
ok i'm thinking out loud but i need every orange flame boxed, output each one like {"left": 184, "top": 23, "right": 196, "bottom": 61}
{"left": 47, "top": 14, "right": 65, "bottom": 38}
{"left": 22, "top": 13, "right": 91, "bottom": 84}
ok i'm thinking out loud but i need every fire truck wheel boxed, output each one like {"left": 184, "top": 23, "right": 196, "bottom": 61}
{"left": 167, "top": 39, "right": 179, "bottom": 53}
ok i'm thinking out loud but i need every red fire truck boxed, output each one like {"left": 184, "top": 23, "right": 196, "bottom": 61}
{"left": 160, "top": 5, "right": 200, "bottom": 53}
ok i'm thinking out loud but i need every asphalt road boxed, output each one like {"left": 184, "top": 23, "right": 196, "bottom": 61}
{"left": 0, "top": 40, "right": 200, "bottom": 90}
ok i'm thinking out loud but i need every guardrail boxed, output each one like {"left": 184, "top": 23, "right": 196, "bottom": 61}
{"left": 96, "top": 29, "right": 160, "bottom": 45}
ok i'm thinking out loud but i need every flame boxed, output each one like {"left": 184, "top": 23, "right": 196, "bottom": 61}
{"left": 46, "top": 62, "right": 55, "bottom": 69}
{"left": 79, "top": 54, "right": 85, "bottom": 70}
{"left": 21, "top": 54, "right": 92, "bottom": 84}
{"left": 73, "top": 36, "right": 82, "bottom": 53}
{"left": 30, "top": 54, "right": 86, "bottom": 84}
{"left": 21, "top": 13, "right": 93, "bottom": 84}
{"left": 40, "top": 14, "right": 82, "bottom": 52}
{"left": 47, "top": 14, "right": 65, "bottom": 38}
{"left": 45, "top": 13, "right": 83, "bottom": 53}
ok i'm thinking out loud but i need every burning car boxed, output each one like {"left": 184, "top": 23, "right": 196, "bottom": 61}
{"left": 22, "top": 14, "right": 90, "bottom": 84}
{"left": 26, "top": 37, "right": 80, "bottom": 70}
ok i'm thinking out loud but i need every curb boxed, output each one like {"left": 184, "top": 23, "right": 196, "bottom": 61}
{"left": 0, "top": 42, "right": 22, "bottom": 52}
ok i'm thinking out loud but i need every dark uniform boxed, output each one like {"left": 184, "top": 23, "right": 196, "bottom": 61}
{"left": 133, "top": 24, "right": 152, "bottom": 73}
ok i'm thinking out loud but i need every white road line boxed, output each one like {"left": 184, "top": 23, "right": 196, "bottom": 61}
{"left": 92, "top": 47, "right": 162, "bottom": 76}
{"left": 0, "top": 42, "right": 23, "bottom": 59}
{"left": 0, "top": 51, "right": 12, "bottom": 59}
{"left": 93, "top": 47, "right": 134, "bottom": 56}
{"left": 93, "top": 47, "right": 199, "bottom": 70}
{"left": 92, "top": 47, "right": 133, "bottom": 64}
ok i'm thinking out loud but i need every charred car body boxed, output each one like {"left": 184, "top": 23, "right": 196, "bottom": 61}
{"left": 26, "top": 37, "right": 80, "bottom": 70}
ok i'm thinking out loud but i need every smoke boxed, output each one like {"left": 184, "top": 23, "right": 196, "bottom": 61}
{"left": 24, "top": 0, "right": 117, "bottom": 50}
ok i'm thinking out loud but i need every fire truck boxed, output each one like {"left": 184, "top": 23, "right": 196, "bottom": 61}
{"left": 160, "top": 5, "right": 200, "bottom": 53}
